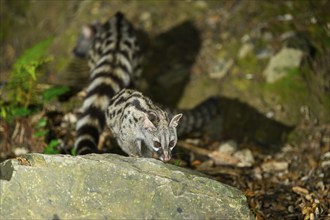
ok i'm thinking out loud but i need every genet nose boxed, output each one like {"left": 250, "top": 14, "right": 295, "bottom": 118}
{"left": 162, "top": 152, "right": 171, "bottom": 162}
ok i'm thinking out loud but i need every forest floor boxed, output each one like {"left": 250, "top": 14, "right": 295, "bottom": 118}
{"left": 1, "top": 1, "right": 330, "bottom": 219}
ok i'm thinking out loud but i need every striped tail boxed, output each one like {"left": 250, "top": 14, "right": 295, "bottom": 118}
{"left": 74, "top": 12, "right": 141, "bottom": 155}
{"left": 170, "top": 97, "right": 221, "bottom": 137}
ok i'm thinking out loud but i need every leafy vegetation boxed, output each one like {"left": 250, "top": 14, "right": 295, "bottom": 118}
{"left": 44, "top": 139, "right": 61, "bottom": 154}
{"left": 7, "top": 37, "right": 54, "bottom": 106}
{"left": 0, "top": 37, "right": 71, "bottom": 155}
{"left": 1, "top": 37, "right": 53, "bottom": 121}
{"left": 34, "top": 118, "right": 48, "bottom": 138}
{"left": 71, "top": 148, "right": 77, "bottom": 156}
{"left": 42, "top": 85, "right": 70, "bottom": 102}
{"left": 0, "top": 37, "right": 70, "bottom": 123}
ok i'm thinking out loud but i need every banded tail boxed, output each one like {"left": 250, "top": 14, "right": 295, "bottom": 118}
{"left": 74, "top": 12, "right": 142, "bottom": 155}
{"left": 170, "top": 97, "right": 221, "bottom": 137}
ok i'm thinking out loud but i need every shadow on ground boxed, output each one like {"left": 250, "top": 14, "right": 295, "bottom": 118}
{"left": 206, "top": 97, "right": 294, "bottom": 151}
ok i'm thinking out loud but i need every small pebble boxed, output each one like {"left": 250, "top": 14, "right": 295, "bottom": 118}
{"left": 321, "top": 161, "right": 330, "bottom": 168}
{"left": 253, "top": 167, "right": 262, "bottom": 180}
{"left": 197, "top": 160, "right": 214, "bottom": 170}
{"left": 63, "top": 113, "right": 77, "bottom": 124}
{"left": 234, "top": 149, "right": 255, "bottom": 167}
{"left": 238, "top": 43, "right": 254, "bottom": 59}
{"left": 266, "top": 111, "right": 274, "bottom": 118}
{"left": 218, "top": 140, "right": 237, "bottom": 154}
{"left": 14, "top": 147, "right": 28, "bottom": 156}
{"left": 305, "top": 194, "right": 312, "bottom": 201}
{"left": 261, "top": 161, "right": 288, "bottom": 172}
{"left": 322, "top": 151, "right": 330, "bottom": 159}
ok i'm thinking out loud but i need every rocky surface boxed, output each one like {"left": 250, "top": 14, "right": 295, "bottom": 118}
{"left": 0, "top": 153, "right": 254, "bottom": 219}
{"left": 263, "top": 47, "right": 304, "bottom": 83}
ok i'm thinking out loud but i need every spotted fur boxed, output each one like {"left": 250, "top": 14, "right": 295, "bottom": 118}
{"left": 106, "top": 89, "right": 182, "bottom": 162}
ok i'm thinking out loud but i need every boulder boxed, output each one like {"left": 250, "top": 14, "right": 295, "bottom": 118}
{"left": 0, "top": 153, "right": 254, "bottom": 219}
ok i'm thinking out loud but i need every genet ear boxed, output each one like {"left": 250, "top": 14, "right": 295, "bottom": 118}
{"left": 82, "top": 25, "right": 94, "bottom": 39}
{"left": 169, "top": 113, "right": 183, "bottom": 128}
{"left": 142, "top": 113, "right": 156, "bottom": 131}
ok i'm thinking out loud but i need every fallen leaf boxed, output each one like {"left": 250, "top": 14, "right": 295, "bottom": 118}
{"left": 208, "top": 151, "right": 240, "bottom": 166}
{"left": 292, "top": 186, "right": 309, "bottom": 195}
{"left": 191, "top": 160, "right": 202, "bottom": 167}
{"left": 261, "top": 160, "right": 289, "bottom": 173}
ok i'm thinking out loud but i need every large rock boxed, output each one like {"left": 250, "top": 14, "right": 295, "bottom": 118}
{"left": 0, "top": 153, "right": 253, "bottom": 219}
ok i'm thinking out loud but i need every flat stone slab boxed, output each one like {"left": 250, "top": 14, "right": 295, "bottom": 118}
{"left": 263, "top": 47, "right": 303, "bottom": 83}
{"left": 0, "top": 153, "right": 254, "bottom": 219}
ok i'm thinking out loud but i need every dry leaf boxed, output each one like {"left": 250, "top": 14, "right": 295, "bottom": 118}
{"left": 208, "top": 151, "right": 240, "bottom": 166}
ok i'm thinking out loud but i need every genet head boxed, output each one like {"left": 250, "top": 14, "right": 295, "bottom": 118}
{"left": 141, "top": 112, "right": 182, "bottom": 162}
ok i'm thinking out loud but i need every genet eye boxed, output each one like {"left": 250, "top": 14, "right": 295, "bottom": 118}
{"left": 169, "top": 140, "right": 175, "bottom": 148}
{"left": 154, "top": 141, "right": 161, "bottom": 148}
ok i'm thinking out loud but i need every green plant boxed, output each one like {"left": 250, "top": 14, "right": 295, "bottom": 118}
{"left": 0, "top": 37, "right": 54, "bottom": 121}
{"left": 0, "top": 37, "right": 75, "bottom": 155}
{"left": 174, "top": 160, "right": 181, "bottom": 166}
{"left": 33, "top": 118, "right": 48, "bottom": 138}
{"left": 70, "top": 148, "right": 77, "bottom": 156}
{"left": 0, "top": 105, "right": 32, "bottom": 119}
{"left": 44, "top": 139, "right": 60, "bottom": 154}
{"left": 7, "top": 37, "right": 54, "bottom": 106}
{"left": 42, "top": 86, "right": 70, "bottom": 102}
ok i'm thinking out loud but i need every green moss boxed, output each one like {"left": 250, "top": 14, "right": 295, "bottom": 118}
{"left": 237, "top": 55, "right": 258, "bottom": 73}
{"left": 263, "top": 65, "right": 330, "bottom": 124}
{"left": 237, "top": 54, "right": 262, "bottom": 74}
{"left": 264, "top": 67, "right": 306, "bottom": 102}
{"left": 232, "top": 79, "right": 251, "bottom": 91}
{"left": 219, "top": 39, "right": 241, "bottom": 61}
